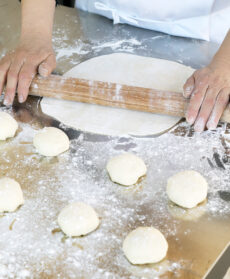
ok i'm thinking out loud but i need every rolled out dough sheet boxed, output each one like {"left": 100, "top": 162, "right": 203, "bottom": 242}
{"left": 41, "top": 53, "right": 194, "bottom": 136}
{"left": 224, "top": 268, "right": 230, "bottom": 279}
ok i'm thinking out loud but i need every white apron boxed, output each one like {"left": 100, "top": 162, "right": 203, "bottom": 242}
{"left": 75, "top": 0, "right": 230, "bottom": 43}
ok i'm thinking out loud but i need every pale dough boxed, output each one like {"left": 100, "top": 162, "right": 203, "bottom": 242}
{"left": 33, "top": 127, "right": 70, "bottom": 157}
{"left": 106, "top": 153, "right": 147, "bottom": 186}
{"left": 41, "top": 53, "right": 194, "bottom": 136}
{"left": 123, "top": 227, "right": 168, "bottom": 265}
{"left": 58, "top": 202, "right": 100, "bottom": 237}
{"left": 0, "top": 177, "right": 24, "bottom": 212}
{"left": 0, "top": 112, "right": 18, "bottom": 140}
{"left": 167, "top": 170, "right": 208, "bottom": 209}
{"left": 224, "top": 267, "right": 230, "bottom": 279}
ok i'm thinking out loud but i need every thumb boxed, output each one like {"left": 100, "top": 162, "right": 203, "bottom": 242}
{"left": 38, "top": 54, "right": 56, "bottom": 77}
{"left": 183, "top": 74, "right": 195, "bottom": 98}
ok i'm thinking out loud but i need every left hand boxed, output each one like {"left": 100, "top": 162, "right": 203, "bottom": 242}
{"left": 183, "top": 60, "right": 230, "bottom": 132}
{"left": 0, "top": 36, "right": 56, "bottom": 105}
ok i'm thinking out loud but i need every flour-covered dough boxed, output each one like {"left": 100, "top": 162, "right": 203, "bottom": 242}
{"left": 33, "top": 127, "right": 70, "bottom": 156}
{"left": 0, "top": 112, "right": 18, "bottom": 140}
{"left": 106, "top": 153, "right": 147, "bottom": 186}
{"left": 58, "top": 202, "right": 100, "bottom": 237}
{"left": 41, "top": 53, "right": 194, "bottom": 136}
{"left": 0, "top": 177, "right": 24, "bottom": 212}
{"left": 167, "top": 170, "right": 208, "bottom": 209}
{"left": 123, "top": 227, "right": 168, "bottom": 265}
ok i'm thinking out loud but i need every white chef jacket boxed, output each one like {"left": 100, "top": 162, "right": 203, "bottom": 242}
{"left": 75, "top": 0, "right": 230, "bottom": 43}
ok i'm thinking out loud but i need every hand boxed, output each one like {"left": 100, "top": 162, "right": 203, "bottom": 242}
{"left": 183, "top": 61, "right": 230, "bottom": 132}
{"left": 0, "top": 36, "right": 56, "bottom": 105}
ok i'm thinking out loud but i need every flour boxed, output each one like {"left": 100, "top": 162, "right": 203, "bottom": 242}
{"left": 56, "top": 44, "right": 90, "bottom": 60}
{"left": 0, "top": 111, "right": 229, "bottom": 278}
{"left": 0, "top": 49, "right": 6, "bottom": 59}
{"left": 92, "top": 38, "right": 142, "bottom": 51}
{"left": 53, "top": 24, "right": 145, "bottom": 63}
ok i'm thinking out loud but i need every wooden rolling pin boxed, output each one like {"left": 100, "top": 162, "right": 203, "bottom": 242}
{"left": 29, "top": 74, "right": 230, "bottom": 123}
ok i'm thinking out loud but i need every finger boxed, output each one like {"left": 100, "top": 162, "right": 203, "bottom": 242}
{"left": 185, "top": 80, "right": 209, "bottom": 125}
{"left": 38, "top": 54, "right": 56, "bottom": 77}
{"left": 0, "top": 61, "right": 11, "bottom": 96}
{"left": 4, "top": 61, "right": 24, "bottom": 106}
{"left": 183, "top": 75, "right": 195, "bottom": 98}
{"left": 193, "top": 88, "right": 219, "bottom": 132}
{"left": 206, "top": 89, "right": 230, "bottom": 130}
{"left": 17, "top": 63, "right": 37, "bottom": 103}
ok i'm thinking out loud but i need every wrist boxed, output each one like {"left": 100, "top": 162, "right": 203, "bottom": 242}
{"left": 20, "top": 31, "right": 52, "bottom": 47}
{"left": 209, "top": 55, "right": 230, "bottom": 70}
{"left": 20, "top": 24, "right": 52, "bottom": 42}
{"left": 210, "top": 31, "right": 230, "bottom": 69}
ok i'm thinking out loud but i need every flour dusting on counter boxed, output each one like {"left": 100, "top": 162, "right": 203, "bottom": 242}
{"left": 53, "top": 26, "right": 145, "bottom": 66}
{"left": 0, "top": 112, "right": 229, "bottom": 278}
{"left": 92, "top": 38, "right": 142, "bottom": 52}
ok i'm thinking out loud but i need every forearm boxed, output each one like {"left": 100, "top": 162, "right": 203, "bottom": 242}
{"left": 20, "top": 0, "right": 56, "bottom": 42}
{"left": 0, "top": 0, "right": 56, "bottom": 105}
{"left": 211, "top": 30, "right": 230, "bottom": 66}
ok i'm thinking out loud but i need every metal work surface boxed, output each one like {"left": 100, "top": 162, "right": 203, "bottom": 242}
{"left": 0, "top": 1, "right": 230, "bottom": 278}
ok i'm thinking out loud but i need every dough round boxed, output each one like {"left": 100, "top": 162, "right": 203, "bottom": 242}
{"left": 223, "top": 267, "right": 230, "bottom": 279}
{"left": 41, "top": 53, "right": 194, "bottom": 136}
{"left": 123, "top": 227, "right": 168, "bottom": 265}
{"left": 0, "top": 112, "right": 18, "bottom": 140}
{"left": 33, "top": 127, "right": 70, "bottom": 156}
{"left": 167, "top": 170, "right": 208, "bottom": 209}
{"left": 0, "top": 177, "right": 24, "bottom": 212}
{"left": 106, "top": 153, "right": 147, "bottom": 186}
{"left": 58, "top": 202, "right": 100, "bottom": 237}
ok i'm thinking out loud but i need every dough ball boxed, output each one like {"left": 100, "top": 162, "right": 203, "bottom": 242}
{"left": 33, "top": 127, "right": 70, "bottom": 156}
{"left": 123, "top": 227, "right": 168, "bottom": 265}
{"left": 167, "top": 170, "right": 208, "bottom": 209}
{"left": 0, "top": 177, "right": 24, "bottom": 212}
{"left": 106, "top": 153, "right": 147, "bottom": 186}
{"left": 58, "top": 202, "right": 100, "bottom": 237}
{"left": 0, "top": 112, "right": 18, "bottom": 140}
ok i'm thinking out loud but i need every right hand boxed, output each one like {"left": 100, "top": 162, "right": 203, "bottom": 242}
{"left": 0, "top": 36, "right": 56, "bottom": 105}
{"left": 183, "top": 60, "right": 230, "bottom": 132}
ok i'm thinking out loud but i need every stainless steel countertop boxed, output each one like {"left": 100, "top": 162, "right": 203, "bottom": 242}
{"left": 0, "top": 1, "right": 229, "bottom": 279}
